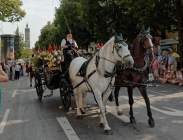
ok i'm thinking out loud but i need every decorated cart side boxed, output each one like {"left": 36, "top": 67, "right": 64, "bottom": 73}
{"left": 33, "top": 49, "right": 72, "bottom": 111}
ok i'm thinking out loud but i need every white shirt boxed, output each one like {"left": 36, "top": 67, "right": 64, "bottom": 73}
{"left": 61, "top": 38, "right": 78, "bottom": 48}
{"left": 15, "top": 64, "right": 21, "bottom": 71}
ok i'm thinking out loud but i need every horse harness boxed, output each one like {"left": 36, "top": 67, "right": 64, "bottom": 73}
{"left": 73, "top": 50, "right": 116, "bottom": 105}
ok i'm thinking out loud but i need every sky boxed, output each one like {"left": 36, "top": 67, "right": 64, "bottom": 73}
{"left": 0, "top": 0, "right": 60, "bottom": 48}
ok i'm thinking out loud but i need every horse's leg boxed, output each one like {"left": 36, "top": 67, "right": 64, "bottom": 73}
{"left": 74, "top": 88, "right": 82, "bottom": 118}
{"left": 138, "top": 86, "right": 155, "bottom": 127}
{"left": 101, "top": 88, "right": 114, "bottom": 127}
{"left": 128, "top": 87, "right": 136, "bottom": 124}
{"left": 114, "top": 87, "right": 123, "bottom": 115}
{"left": 78, "top": 90, "right": 85, "bottom": 115}
{"left": 94, "top": 89, "right": 112, "bottom": 134}
{"left": 80, "top": 93, "right": 87, "bottom": 114}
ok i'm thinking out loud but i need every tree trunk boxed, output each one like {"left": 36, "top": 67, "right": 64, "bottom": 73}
{"left": 176, "top": 0, "right": 183, "bottom": 67}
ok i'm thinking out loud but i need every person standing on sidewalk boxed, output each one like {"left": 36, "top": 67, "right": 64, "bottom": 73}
{"left": 12, "top": 64, "right": 15, "bottom": 80}
{"left": 4, "top": 62, "right": 10, "bottom": 80}
{"left": 15, "top": 63, "right": 21, "bottom": 80}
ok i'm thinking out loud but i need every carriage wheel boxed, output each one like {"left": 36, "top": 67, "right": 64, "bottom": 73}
{"left": 59, "top": 79, "right": 71, "bottom": 111}
{"left": 35, "top": 76, "right": 43, "bottom": 102}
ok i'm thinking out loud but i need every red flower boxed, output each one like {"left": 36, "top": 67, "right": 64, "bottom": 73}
{"left": 48, "top": 44, "right": 53, "bottom": 53}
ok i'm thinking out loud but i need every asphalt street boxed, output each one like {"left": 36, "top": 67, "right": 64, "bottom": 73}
{"left": 0, "top": 76, "right": 183, "bottom": 140}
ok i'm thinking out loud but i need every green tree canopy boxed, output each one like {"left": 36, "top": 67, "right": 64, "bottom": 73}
{"left": 0, "top": 0, "right": 25, "bottom": 22}
{"left": 36, "top": 0, "right": 178, "bottom": 48}
{"left": 20, "top": 48, "right": 33, "bottom": 58}
{"left": 35, "top": 22, "right": 59, "bottom": 49}
{"left": 14, "top": 27, "right": 26, "bottom": 59}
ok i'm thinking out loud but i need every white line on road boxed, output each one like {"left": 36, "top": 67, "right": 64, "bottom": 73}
{"left": 12, "top": 90, "right": 17, "bottom": 98}
{"left": 12, "top": 89, "right": 36, "bottom": 98}
{"left": 6, "top": 119, "right": 29, "bottom": 126}
{"left": 0, "top": 109, "right": 10, "bottom": 134}
{"left": 119, "top": 93, "right": 183, "bottom": 117}
{"left": 57, "top": 117, "right": 80, "bottom": 140}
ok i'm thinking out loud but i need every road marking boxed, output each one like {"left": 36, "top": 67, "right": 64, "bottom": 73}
{"left": 0, "top": 109, "right": 10, "bottom": 134}
{"left": 107, "top": 106, "right": 129, "bottom": 123}
{"left": 57, "top": 117, "right": 80, "bottom": 140}
{"left": 119, "top": 92, "right": 183, "bottom": 117}
{"left": 151, "top": 106, "right": 183, "bottom": 117}
{"left": 12, "top": 90, "right": 17, "bottom": 98}
{"left": 148, "top": 90, "right": 166, "bottom": 95}
{"left": 172, "top": 120, "right": 183, "bottom": 124}
{"left": 6, "top": 119, "right": 29, "bottom": 126}
{"left": 12, "top": 89, "right": 36, "bottom": 98}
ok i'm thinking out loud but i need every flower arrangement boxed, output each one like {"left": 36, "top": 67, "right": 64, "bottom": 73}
{"left": 33, "top": 49, "right": 64, "bottom": 69}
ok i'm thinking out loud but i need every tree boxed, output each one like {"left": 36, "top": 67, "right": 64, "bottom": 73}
{"left": 14, "top": 27, "right": 26, "bottom": 58}
{"left": 35, "top": 22, "right": 59, "bottom": 49}
{"left": 0, "top": 0, "right": 25, "bottom": 22}
{"left": 37, "top": 0, "right": 180, "bottom": 52}
{"left": 20, "top": 48, "right": 33, "bottom": 58}
{"left": 176, "top": 0, "right": 183, "bottom": 66}
{"left": 54, "top": 0, "right": 91, "bottom": 49}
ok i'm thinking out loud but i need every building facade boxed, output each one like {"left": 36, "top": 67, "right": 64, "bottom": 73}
{"left": 0, "top": 34, "right": 15, "bottom": 61}
{"left": 25, "top": 24, "right": 30, "bottom": 48}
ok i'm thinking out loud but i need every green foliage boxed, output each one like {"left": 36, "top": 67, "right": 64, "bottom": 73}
{"left": 36, "top": 0, "right": 178, "bottom": 48}
{"left": 20, "top": 48, "right": 33, "bottom": 58}
{"left": 54, "top": 0, "right": 91, "bottom": 48}
{"left": 0, "top": 0, "right": 26, "bottom": 22}
{"left": 35, "top": 22, "right": 59, "bottom": 49}
{"left": 14, "top": 27, "right": 26, "bottom": 58}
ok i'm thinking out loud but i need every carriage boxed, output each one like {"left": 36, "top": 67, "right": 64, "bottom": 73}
{"left": 33, "top": 50, "right": 72, "bottom": 111}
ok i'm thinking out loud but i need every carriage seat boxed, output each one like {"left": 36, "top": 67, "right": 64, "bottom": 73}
{"left": 77, "top": 59, "right": 90, "bottom": 77}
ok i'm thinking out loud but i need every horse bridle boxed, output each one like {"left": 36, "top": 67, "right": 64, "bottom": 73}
{"left": 113, "top": 42, "right": 132, "bottom": 63}
{"left": 131, "top": 35, "right": 154, "bottom": 72}
{"left": 95, "top": 42, "right": 131, "bottom": 77}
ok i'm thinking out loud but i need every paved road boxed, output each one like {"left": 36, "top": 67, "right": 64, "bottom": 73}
{"left": 0, "top": 76, "right": 183, "bottom": 140}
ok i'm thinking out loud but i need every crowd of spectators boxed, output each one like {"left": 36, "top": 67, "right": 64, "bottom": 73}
{"left": 151, "top": 47, "right": 183, "bottom": 86}
{"left": 0, "top": 60, "right": 26, "bottom": 81}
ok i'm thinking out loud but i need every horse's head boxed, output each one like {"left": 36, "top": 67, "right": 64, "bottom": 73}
{"left": 138, "top": 27, "right": 153, "bottom": 50}
{"left": 132, "top": 26, "right": 154, "bottom": 68}
{"left": 113, "top": 33, "right": 134, "bottom": 67}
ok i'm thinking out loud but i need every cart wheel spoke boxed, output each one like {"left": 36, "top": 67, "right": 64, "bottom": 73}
{"left": 59, "top": 79, "right": 72, "bottom": 111}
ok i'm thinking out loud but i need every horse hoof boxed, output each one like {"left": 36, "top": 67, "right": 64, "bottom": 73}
{"left": 76, "top": 115, "right": 83, "bottom": 119}
{"left": 130, "top": 117, "right": 136, "bottom": 124}
{"left": 98, "top": 123, "right": 104, "bottom": 128}
{"left": 80, "top": 108, "right": 86, "bottom": 114}
{"left": 104, "top": 130, "right": 113, "bottom": 135}
{"left": 148, "top": 118, "right": 155, "bottom": 128}
{"left": 117, "top": 111, "right": 123, "bottom": 116}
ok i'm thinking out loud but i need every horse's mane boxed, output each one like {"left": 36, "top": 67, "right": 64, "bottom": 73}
{"left": 131, "top": 35, "right": 145, "bottom": 57}
{"left": 132, "top": 35, "right": 141, "bottom": 48}
{"left": 102, "top": 36, "right": 115, "bottom": 49}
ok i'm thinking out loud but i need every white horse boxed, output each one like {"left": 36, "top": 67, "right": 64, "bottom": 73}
{"left": 69, "top": 34, "right": 134, "bottom": 133}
